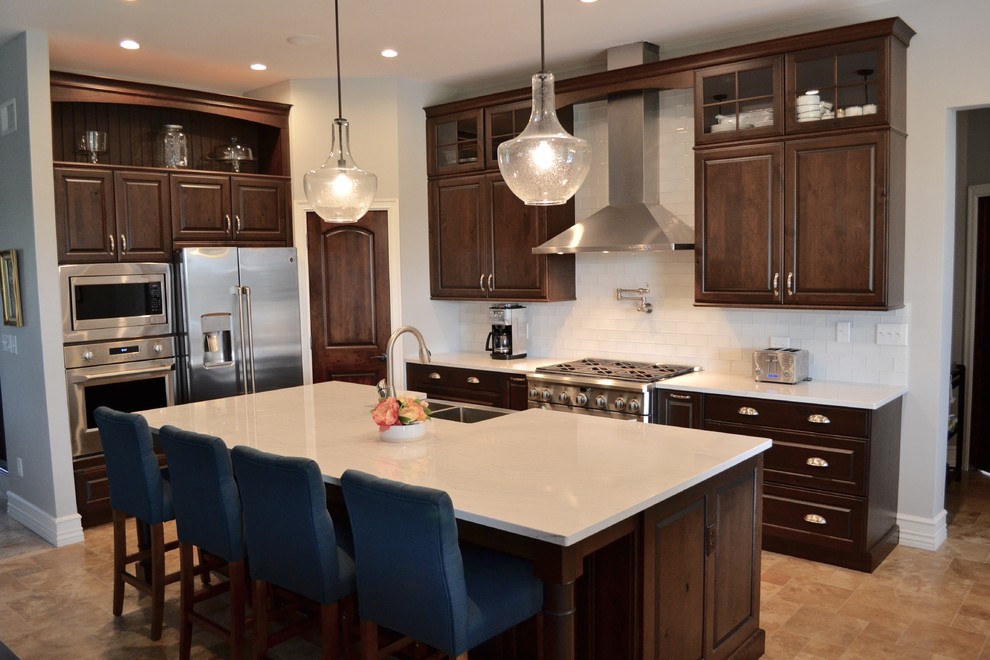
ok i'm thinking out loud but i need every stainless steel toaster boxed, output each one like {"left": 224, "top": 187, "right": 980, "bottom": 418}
{"left": 752, "top": 348, "right": 810, "bottom": 384}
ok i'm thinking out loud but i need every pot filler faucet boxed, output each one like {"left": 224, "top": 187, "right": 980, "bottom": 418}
{"left": 379, "top": 326, "right": 431, "bottom": 399}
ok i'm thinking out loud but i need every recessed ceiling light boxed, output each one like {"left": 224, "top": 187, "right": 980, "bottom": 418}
{"left": 250, "top": 63, "right": 268, "bottom": 71}
{"left": 120, "top": 39, "right": 140, "bottom": 50}
{"left": 381, "top": 48, "right": 398, "bottom": 58}
{"left": 287, "top": 34, "right": 323, "bottom": 47}
{"left": 579, "top": 0, "right": 597, "bottom": 3}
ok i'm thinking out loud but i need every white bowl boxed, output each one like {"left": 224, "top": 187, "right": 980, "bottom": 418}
{"left": 863, "top": 104, "right": 877, "bottom": 115}
{"left": 845, "top": 106, "right": 863, "bottom": 116}
{"left": 796, "top": 94, "right": 820, "bottom": 105}
{"left": 710, "top": 123, "right": 736, "bottom": 133}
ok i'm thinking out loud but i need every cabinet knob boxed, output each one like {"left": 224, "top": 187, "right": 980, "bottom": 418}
{"left": 803, "top": 513, "right": 827, "bottom": 525}
{"left": 737, "top": 406, "right": 759, "bottom": 416}
{"left": 108, "top": 234, "right": 115, "bottom": 254}
{"left": 466, "top": 376, "right": 480, "bottom": 384}
{"left": 428, "top": 372, "right": 442, "bottom": 380}
{"left": 807, "top": 414, "right": 831, "bottom": 424}
{"left": 805, "top": 456, "right": 830, "bottom": 468}
{"left": 120, "top": 234, "right": 127, "bottom": 254}
{"left": 669, "top": 393, "right": 691, "bottom": 401}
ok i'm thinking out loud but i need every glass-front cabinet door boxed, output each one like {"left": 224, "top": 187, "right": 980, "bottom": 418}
{"left": 426, "top": 109, "right": 483, "bottom": 175}
{"left": 694, "top": 57, "right": 782, "bottom": 144}
{"left": 785, "top": 38, "right": 888, "bottom": 133}
{"left": 485, "top": 102, "right": 531, "bottom": 170}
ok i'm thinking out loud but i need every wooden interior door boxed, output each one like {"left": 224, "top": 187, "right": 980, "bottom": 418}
{"left": 307, "top": 210, "right": 391, "bottom": 384}
{"left": 970, "top": 196, "right": 989, "bottom": 472}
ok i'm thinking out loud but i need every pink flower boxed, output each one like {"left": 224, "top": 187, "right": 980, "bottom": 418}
{"left": 371, "top": 397, "right": 401, "bottom": 430}
{"left": 371, "top": 396, "right": 433, "bottom": 430}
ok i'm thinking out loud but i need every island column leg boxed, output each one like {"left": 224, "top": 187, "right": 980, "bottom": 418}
{"left": 543, "top": 580, "right": 576, "bottom": 660}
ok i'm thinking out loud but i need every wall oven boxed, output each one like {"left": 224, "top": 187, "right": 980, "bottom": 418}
{"left": 60, "top": 262, "right": 177, "bottom": 457}
{"left": 64, "top": 337, "right": 177, "bottom": 456}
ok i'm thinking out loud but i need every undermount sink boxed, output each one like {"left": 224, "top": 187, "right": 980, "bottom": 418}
{"left": 428, "top": 401, "right": 514, "bottom": 424}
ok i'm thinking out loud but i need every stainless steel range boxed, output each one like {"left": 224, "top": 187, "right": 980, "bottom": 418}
{"left": 527, "top": 358, "right": 698, "bottom": 421}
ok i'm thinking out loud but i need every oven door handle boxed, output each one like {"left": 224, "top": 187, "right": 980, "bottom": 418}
{"left": 67, "top": 363, "right": 174, "bottom": 385}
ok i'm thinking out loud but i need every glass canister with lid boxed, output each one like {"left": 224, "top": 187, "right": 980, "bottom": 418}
{"left": 156, "top": 124, "right": 188, "bottom": 168}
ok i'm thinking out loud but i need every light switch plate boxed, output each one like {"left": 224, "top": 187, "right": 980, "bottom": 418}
{"left": 876, "top": 323, "right": 908, "bottom": 345}
{"left": 836, "top": 321, "right": 851, "bottom": 343}
{"left": 0, "top": 98, "right": 15, "bottom": 136}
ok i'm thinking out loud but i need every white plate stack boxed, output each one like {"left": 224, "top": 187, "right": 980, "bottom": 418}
{"left": 796, "top": 93, "right": 822, "bottom": 122}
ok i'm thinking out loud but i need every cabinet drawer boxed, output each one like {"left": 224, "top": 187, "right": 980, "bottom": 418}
{"left": 763, "top": 483, "right": 865, "bottom": 550}
{"left": 706, "top": 394, "right": 869, "bottom": 437}
{"left": 407, "top": 363, "right": 502, "bottom": 393}
{"left": 706, "top": 421, "right": 866, "bottom": 495}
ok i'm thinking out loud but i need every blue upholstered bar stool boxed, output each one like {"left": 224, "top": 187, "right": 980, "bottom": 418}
{"left": 92, "top": 406, "right": 181, "bottom": 641}
{"left": 158, "top": 426, "right": 250, "bottom": 660}
{"left": 230, "top": 445, "right": 356, "bottom": 660}
{"left": 339, "top": 469, "right": 545, "bottom": 660}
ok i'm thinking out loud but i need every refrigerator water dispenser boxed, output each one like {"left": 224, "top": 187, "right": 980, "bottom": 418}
{"left": 201, "top": 312, "right": 233, "bottom": 368}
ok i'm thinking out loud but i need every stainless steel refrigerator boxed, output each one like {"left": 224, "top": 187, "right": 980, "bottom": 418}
{"left": 174, "top": 247, "right": 303, "bottom": 402}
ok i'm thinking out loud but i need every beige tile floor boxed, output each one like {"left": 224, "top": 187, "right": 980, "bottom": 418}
{"left": 0, "top": 471, "right": 988, "bottom": 659}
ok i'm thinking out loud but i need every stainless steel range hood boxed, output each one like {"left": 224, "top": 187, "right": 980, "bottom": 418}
{"left": 533, "top": 43, "right": 696, "bottom": 254}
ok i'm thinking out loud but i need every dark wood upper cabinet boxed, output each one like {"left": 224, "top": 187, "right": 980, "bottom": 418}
{"left": 52, "top": 73, "right": 293, "bottom": 253}
{"left": 694, "top": 18, "right": 912, "bottom": 310}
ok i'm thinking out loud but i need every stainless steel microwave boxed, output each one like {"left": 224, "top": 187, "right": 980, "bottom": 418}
{"left": 59, "top": 262, "right": 172, "bottom": 343}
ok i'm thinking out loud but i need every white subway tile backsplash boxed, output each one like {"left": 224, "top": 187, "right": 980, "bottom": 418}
{"left": 453, "top": 89, "right": 908, "bottom": 386}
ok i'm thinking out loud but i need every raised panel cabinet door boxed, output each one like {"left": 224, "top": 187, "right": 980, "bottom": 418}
{"left": 488, "top": 175, "right": 546, "bottom": 299}
{"left": 231, "top": 176, "right": 289, "bottom": 243}
{"left": 113, "top": 171, "right": 171, "bottom": 261}
{"left": 785, "top": 132, "right": 888, "bottom": 308}
{"left": 170, "top": 173, "right": 232, "bottom": 242}
{"left": 54, "top": 167, "right": 115, "bottom": 263}
{"left": 708, "top": 465, "right": 761, "bottom": 656}
{"left": 429, "top": 176, "right": 489, "bottom": 299}
{"left": 695, "top": 144, "right": 783, "bottom": 305}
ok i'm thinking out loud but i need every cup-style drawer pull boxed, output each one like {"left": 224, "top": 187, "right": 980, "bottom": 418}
{"left": 805, "top": 457, "right": 829, "bottom": 468}
{"left": 466, "top": 376, "right": 480, "bottom": 384}
{"left": 807, "top": 414, "right": 831, "bottom": 424}
{"left": 669, "top": 393, "right": 691, "bottom": 401}
{"left": 428, "top": 372, "right": 442, "bottom": 380}
{"left": 737, "top": 406, "right": 759, "bottom": 416}
{"left": 803, "top": 513, "right": 827, "bottom": 525}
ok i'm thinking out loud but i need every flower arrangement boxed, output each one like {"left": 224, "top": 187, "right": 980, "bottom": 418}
{"left": 371, "top": 395, "right": 433, "bottom": 431}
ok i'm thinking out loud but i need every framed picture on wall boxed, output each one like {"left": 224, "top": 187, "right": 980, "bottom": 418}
{"left": 1, "top": 249, "right": 23, "bottom": 327}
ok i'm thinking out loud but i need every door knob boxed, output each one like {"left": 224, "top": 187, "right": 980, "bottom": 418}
{"left": 370, "top": 353, "right": 387, "bottom": 362}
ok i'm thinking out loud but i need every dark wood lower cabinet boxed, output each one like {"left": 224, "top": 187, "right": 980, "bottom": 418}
{"left": 468, "top": 456, "right": 764, "bottom": 660}
{"left": 73, "top": 452, "right": 167, "bottom": 528}
{"left": 406, "top": 363, "right": 528, "bottom": 410}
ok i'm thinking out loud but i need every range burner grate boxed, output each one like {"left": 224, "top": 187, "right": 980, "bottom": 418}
{"left": 536, "top": 358, "right": 696, "bottom": 383}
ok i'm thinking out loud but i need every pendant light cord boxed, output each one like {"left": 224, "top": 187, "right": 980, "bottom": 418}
{"left": 539, "top": 0, "right": 546, "bottom": 74}
{"left": 334, "top": 0, "right": 343, "bottom": 120}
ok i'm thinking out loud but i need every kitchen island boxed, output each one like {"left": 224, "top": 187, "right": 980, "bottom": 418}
{"left": 139, "top": 381, "right": 771, "bottom": 659}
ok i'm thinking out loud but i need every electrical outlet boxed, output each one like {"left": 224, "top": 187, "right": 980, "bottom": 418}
{"left": 769, "top": 336, "right": 790, "bottom": 348}
{"left": 836, "top": 321, "right": 852, "bottom": 343}
{"left": 876, "top": 323, "right": 908, "bottom": 345}
{"left": 0, "top": 98, "right": 15, "bottom": 136}
{"left": 16, "top": 457, "right": 23, "bottom": 477}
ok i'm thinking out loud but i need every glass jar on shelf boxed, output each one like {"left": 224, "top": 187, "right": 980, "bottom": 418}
{"left": 155, "top": 124, "right": 188, "bottom": 168}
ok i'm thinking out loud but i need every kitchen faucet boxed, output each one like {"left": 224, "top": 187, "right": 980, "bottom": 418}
{"left": 379, "top": 326, "right": 431, "bottom": 398}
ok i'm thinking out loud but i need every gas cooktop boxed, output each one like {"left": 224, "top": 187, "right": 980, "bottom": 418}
{"left": 535, "top": 358, "right": 697, "bottom": 384}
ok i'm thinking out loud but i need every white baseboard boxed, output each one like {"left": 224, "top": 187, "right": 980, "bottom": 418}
{"left": 6, "top": 491, "right": 84, "bottom": 547}
{"left": 897, "top": 509, "right": 947, "bottom": 551}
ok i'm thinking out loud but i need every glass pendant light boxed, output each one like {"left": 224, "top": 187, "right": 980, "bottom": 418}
{"left": 497, "top": 0, "right": 591, "bottom": 206}
{"left": 304, "top": 0, "right": 377, "bottom": 223}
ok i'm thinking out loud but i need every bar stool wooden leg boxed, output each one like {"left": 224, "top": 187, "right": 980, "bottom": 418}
{"left": 112, "top": 510, "right": 126, "bottom": 617}
{"left": 150, "top": 522, "right": 166, "bottom": 641}
{"left": 178, "top": 542, "right": 195, "bottom": 660}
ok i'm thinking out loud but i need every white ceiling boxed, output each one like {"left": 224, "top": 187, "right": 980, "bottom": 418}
{"left": 1, "top": 0, "right": 892, "bottom": 97}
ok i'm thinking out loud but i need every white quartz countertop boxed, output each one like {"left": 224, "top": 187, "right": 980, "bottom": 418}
{"left": 408, "top": 352, "right": 569, "bottom": 374}
{"left": 411, "top": 353, "right": 906, "bottom": 410}
{"left": 654, "top": 372, "right": 906, "bottom": 410}
{"left": 139, "top": 381, "right": 769, "bottom": 547}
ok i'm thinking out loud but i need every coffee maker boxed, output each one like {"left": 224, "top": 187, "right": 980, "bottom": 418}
{"left": 485, "top": 304, "right": 527, "bottom": 359}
